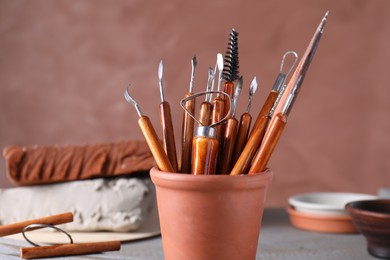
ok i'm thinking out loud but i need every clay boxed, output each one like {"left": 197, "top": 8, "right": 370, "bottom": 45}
{"left": 3, "top": 140, "right": 156, "bottom": 186}
{"left": 0, "top": 177, "right": 155, "bottom": 232}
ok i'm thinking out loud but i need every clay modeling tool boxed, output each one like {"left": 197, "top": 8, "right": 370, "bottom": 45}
{"left": 233, "top": 76, "right": 258, "bottom": 164}
{"left": 20, "top": 224, "right": 120, "bottom": 259}
{"left": 0, "top": 212, "right": 73, "bottom": 237}
{"left": 268, "top": 51, "right": 299, "bottom": 119}
{"left": 248, "top": 11, "right": 328, "bottom": 174}
{"left": 180, "top": 56, "right": 197, "bottom": 173}
{"left": 181, "top": 91, "right": 232, "bottom": 175}
{"left": 222, "top": 28, "right": 240, "bottom": 117}
{"left": 248, "top": 50, "right": 298, "bottom": 140}
{"left": 218, "top": 76, "right": 242, "bottom": 174}
{"left": 158, "top": 60, "right": 178, "bottom": 172}
{"left": 198, "top": 68, "right": 215, "bottom": 126}
{"left": 124, "top": 87, "right": 174, "bottom": 172}
{"left": 271, "top": 11, "right": 328, "bottom": 118}
{"left": 230, "top": 51, "right": 298, "bottom": 176}
{"left": 211, "top": 53, "right": 225, "bottom": 141}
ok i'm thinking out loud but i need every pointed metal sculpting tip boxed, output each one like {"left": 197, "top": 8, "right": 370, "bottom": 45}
{"left": 189, "top": 56, "right": 197, "bottom": 93}
{"left": 158, "top": 60, "right": 165, "bottom": 102}
{"left": 232, "top": 76, "right": 243, "bottom": 116}
{"left": 217, "top": 53, "right": 224, "bottom": 91}
{"left": 319, "top": 11, "right": 329, "bottom": 33}
{"left": 247, "top": 76, "right": 258, "bottom": 113}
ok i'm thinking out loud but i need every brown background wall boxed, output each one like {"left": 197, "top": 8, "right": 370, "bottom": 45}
{"left": 1, "top": 0, "right": 389, "bottom": 206}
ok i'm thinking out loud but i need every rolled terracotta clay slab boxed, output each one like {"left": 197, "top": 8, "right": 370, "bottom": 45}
{"left": 3, "top": 140, "right": 156, "bottom": 186}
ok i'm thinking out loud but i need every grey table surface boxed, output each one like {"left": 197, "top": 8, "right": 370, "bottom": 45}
{"left": 0, "top": 208, "right": 375, "bottom": 260}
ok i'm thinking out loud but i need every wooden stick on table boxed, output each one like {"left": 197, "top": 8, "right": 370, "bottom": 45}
{"left": 21, "top": 241, "right": 121, "bottom": 259}
{"left": 0, "top": 212, "right": 73, "bottom": 237}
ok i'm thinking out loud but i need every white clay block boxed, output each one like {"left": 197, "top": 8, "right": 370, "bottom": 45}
{"left": 0, "top": 177, "right": 155, "bottom": 232}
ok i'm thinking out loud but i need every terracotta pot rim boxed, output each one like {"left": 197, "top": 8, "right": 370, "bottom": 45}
{"left": 287, "top": 206, "right": 352, "bottom": 221}
{"left": 150, "top": 166, "right": 273, "bottom": 190}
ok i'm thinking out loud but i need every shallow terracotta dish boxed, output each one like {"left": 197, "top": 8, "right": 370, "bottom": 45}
{"left": 346, "top": 200, "right": 390, "bottom": 259}
{"left": 287, "top": 206, "right": 358, "bottom": 233}
{"left": 289, "top": 192, "right": 377, "bottom": 216}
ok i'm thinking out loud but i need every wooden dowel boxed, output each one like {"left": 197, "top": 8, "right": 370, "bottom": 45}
{"left": 180, "top": 94, "right": 195, "bottom": 173}
{"left": 218, "top": 118, "right": 239, "bottom": 174}
{"left": 0, "top": 212, "right": 73, "bottom": 237}
{"left": 223, "top": 81, "right": 234, "bottom": 117}
{"left": 248, "top": 90, "right": 278, "bottom": 139}
{"left": 138, "top": 116, "right": 174, "bottom": 173}
{"left": 191, "top": 128, "right": 219, "bottom": 175}
{"left": 230, "top": 115, "right": 269, "bottom": 175}
{"left": 198, "top": 101, "right": 212, "bottom": 126}
{"left": 21, "top": 241, "right": 121, "bottom": 259}
{"left": 248, "top": 113, "right": 287, "bottom": 174}
{"left": 233, "top": 112, "right": 252, "bottom": 164}
{"left": 160, "top": 101, "right": 178, "bottom": 172}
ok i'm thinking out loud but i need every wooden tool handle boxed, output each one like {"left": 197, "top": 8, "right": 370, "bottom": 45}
{"left": 211, "top": 96, "right": 225, "bottom": 140}
{"left": 180, "top": 94, "right": 195, "bottom": 173}
{"left": 249, "top": 90, "right": 278, "bottom": 139}
{"left": 233, "top": 112, "right": 252, "bottom": 163}
{"left": 198, "top": 101, "right": 212, "bottom": 126}
{"left": 191, "top": 136, "right": 219, "bottom": 175}
{"left": 230, "top": 116, "right": 269, "bottom": 175}
{"left": 223, "top": 82, "right": 234, "bottom": 118}
{"left": 218, "top": 118, "right": 238, "bottom": 174}
{"left": 160, "top": 101, "right": 178, "bottom": 172}
{"left": 21, "top": 241, "right": 121, "bottom": 259}
{"left": 248, "top": 113, "right": 287, "bottom": 174}
{"left": 138, "top": 116, "right": 174, "bottom": 172}
{"left": 0, "top": 212, "right": 73, "bottom": 237}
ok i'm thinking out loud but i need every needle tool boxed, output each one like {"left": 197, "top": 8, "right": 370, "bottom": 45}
{"left": 158, "top": 60, "right": 178, "bottom": 172}
{"left": 198, "top": 68, "right": 215, "bottom": 126}
{"left": 271, "top": 11, "right": 329, "bottom": 118}
{"left": 180, "top": 56, "right": 197, "bottom": 173}
{"left": 233, "top": 76, "right": 258, "bottom": 164}
{"left": 230, "top": 51, "right": 298, "bottom": 176}
{"left": 181, "top": 91, "right": 232, "bottom": 175}
{"left": 218, "top": 76, "right": 242, "bottom": 174}
{"left": 124, "top": 87, "right": 174, "bottom": 173}
{"left": 211, "top": 53, "right": 225, "bottom": 141}
{"left": 222, "top": 28, "right": 240, "bottom": 117}
{"left": 248, "top": 11, "right": 329, "bottom": 174}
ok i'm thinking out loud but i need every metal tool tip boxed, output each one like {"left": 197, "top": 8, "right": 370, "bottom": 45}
{"left": 319, "top": 11, "right": 329, "bottom": 32}
{"left": 217, "top": 53, "right": 224, "bottom": 71}
{"left": 158, "top": 60, "right": 163, "bottom": 79}
{"left": 192, "top": 55, "right": 197, "bottom": 67}
{"left": 250, "top": 76, "right": 258, "bottom": 94}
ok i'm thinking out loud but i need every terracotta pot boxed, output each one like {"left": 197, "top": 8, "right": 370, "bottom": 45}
{"left": 150, "top": 167, "right": 273, "bottom": 260}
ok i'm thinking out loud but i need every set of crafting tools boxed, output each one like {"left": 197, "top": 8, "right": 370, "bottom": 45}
{"left": 124, "top": 12, "right": 328, "bottom": 175}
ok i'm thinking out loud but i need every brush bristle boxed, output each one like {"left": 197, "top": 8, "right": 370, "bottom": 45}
{"left": 222, "top": 28, "right": 240, "bottom": 82}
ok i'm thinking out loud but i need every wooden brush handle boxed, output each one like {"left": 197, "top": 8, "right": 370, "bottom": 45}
{"left": 233, "top": 112, "right": 252, "bottom": 163}
{"left": 21, "top": 241, "right": 121, "bottom": 259}
{"left": 248, "top": 113, "right": 287, "bottom": 174}
{"left": 218, "top": 118, "right": 238, "bottom": 174}
{"left": 249, "top": 90, "right": 278, "bottom": 139}
{"left": 0, "top": 212, "right": 73, "bottom": 237}
{"left": 138, "top": 116, "right": 174, "bottom": 173}
{"left": 191, "top": 136, "right": 219, "bottom": 175}
{"left": 223, "top": 82, "right": 235, "bottom": 118}
{"left": 230, "top": 115, "right": 269, "bottom": 175}
{"left": 180, "top": 94, "right": 195, "bottom": 173}
{"left": 160, "top": 101, "right": 178, "bottom": 172}
{"left": 198, "top": 101, "right": 212, "bottom": 126}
